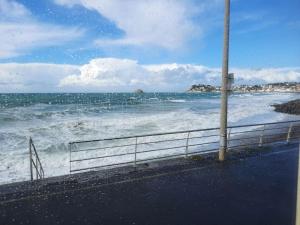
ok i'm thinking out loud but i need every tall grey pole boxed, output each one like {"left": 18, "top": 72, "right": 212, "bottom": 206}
{"left": 296, "top": 143, "right": 300, "bottom": 225}
{"left": 219, "top": 0, "right": 230, "bottom": 161}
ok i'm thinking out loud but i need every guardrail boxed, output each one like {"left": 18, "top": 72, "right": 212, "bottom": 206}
{"left": 29, "top": 137, "right": 45, "bottom": 181}
{"left": 69, "top": 120, "right": 300, "bottom": 174}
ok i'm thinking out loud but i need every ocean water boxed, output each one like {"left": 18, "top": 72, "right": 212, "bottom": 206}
{"left": 0, "top": 92, "right": 300, "bottom": 184}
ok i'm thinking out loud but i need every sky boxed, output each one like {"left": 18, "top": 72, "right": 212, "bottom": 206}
{"left": 0, "top": 0, "right": 299, "bottom": 92}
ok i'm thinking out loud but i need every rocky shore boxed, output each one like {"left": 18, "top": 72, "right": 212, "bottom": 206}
{"left": 273, "top": 99, "right": 300, "bottom": 115}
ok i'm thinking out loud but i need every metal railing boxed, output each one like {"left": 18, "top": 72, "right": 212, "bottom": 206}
{"left": 69, "top": 120, "right": 300, "bottom": 174}
{"left": 29, "top": 137, "right": 45, "bottom": 181}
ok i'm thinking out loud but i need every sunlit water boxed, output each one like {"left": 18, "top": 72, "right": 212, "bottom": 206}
{"left": 1, "top": 92, "right": 299, "bottom": 184}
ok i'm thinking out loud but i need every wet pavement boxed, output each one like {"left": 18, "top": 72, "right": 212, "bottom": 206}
{"left": 0, "top": 144, "right": 299, "bottom": 225}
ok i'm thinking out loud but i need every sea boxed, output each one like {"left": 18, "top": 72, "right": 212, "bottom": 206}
{"left": 1, "top": 92, "right": 300, "bottom": 184}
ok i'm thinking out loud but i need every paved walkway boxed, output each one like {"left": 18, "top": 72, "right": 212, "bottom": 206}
{"left": 0, "top": 144, "right": 299, "bottom": 225}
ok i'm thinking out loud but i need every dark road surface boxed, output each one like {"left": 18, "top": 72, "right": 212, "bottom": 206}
{"left": 0, "top": 144, "right": 299, "bottom": 225}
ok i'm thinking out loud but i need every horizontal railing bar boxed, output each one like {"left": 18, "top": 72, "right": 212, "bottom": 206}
{"left": 71, "top": 151, "right": 136, "bottom": 163}
{"left": 262, "top": 133, "right": 288, "bottom": 138}
{"left": 229, "top": 136, "right": 261, "bottom": 141}
{"left": 72, "top": 140, "right": 221, "bottom": 163}
{"left": 69, "top": 120, "right": 300, "bottom": 174}
{"left": 71, "top": 133, "right": 286, "bottom": 156}
{"left": 70, "top": 160, "right": 135, "bottom": 173}
{"left": 229, "top": 142, "right": 278, "bottom": 151}
{"left": 136, "top": 142, "right": 219, "bottom": 155}
{"left": 289, "top": 135, "right": 300, "bottom": 139}
{"left": 230, "top": 130, "right": 263, "bottom": 135}
{"left": 71, "top": 140, "right": 221, "bottom": 163}
{"left": 187, "top": 140, "right": 220, "bottom": 147}
{"left": 258, "top": 139, "right": 287, "bottom": 145}
{"left": 135, "top": 149, "right": 220, "bottom": 164}
{"left": 138, "top": 137, "right": 187, "bottom": 145}
{"left": 70, "top": 128, "right": 218, "bottom": 145}
{"left": 70, "top": 134, "right": 299, "bottom": 174}
{"left": 228, "top": 136, "right": 291, "bottom": 149}
{"left": 189, "top": 134, "right": 219, "bottom": 140}
{"left": 136, "top": 145, "right": 186, "bottom": 154}
{"left": 73, "top": 145, "right": 187, "bottom": 162}
{"left": 229, "top": 126, "right": 288, "bottom": 135}
{"left": 229, "top": 143, "right": 260, "bottom": 149}
{"left": 72, "top": 135, "right": 221, "bottom": 153}
{"left": 71, "top": 133, "right": 298, "bottom": 164}
{"left": 229, "top": 139, "right": 298, "bottom": 151}
{"left": 72, "top": 147, "right": 222, "bottom": 173}
{"left": 136, "top": 153, "right": 201, "bottom": 164}
{"left": 71, "top": 153, "right": 189, "bottom": 173}
{"left": 229, "top": 132, "right": 288, "bottom": 142}
{"left": 69, "top": 120, "right": 300, "bottom": 144}
{"left": 73, "top": 137, "right": 190, "bottom": 153}
{"left": 71, "top": 142, "right": 137, "bottom": 153}
{"left": 187, "top": 148, "right": 219, "bottom": 155}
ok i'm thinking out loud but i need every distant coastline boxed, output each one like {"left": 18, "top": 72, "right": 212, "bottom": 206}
{"left": 187, "top": 82, "right": 300, "bottom": 93}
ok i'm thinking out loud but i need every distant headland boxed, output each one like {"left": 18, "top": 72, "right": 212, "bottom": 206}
{"left": 187, "top": 82, "right": 300, "bottom": 93}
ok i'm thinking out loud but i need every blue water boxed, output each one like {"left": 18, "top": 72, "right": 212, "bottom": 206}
{"left": 0, "top": 92, "right": 299, "bottom": 183}
{"left": 0, "top": 92, "right": 219, "bottom": 108}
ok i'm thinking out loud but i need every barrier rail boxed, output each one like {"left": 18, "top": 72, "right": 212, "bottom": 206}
{"left": 29, "top": 137, "right": 45, "bottom": 181}
{"left": 69, "top": 120, "right": 300, "bottom": 174}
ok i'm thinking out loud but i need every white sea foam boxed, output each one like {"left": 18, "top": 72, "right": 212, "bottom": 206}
{"left": 0, "top": 92, "right": 299, "bottom": 184}
{"left": 167, "top": 99, "right": 187, "bottom": 103}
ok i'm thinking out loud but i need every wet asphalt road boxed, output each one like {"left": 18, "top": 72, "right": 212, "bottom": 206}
{"left": 0, "top": 145, "right": 298, "bottom": 225}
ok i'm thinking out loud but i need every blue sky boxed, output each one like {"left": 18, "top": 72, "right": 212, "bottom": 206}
{"left": 0, "top": 0, "right": 299, "bottom": 92}
{"left": 2, "top": 0, "right": 299, "bottom": 67}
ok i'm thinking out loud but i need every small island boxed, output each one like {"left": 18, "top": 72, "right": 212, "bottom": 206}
{"left": 134, "top": 89, "right": 144, "bottom": 94}
{"left": 188, "top": 82, "right": 300, "bottom": 93}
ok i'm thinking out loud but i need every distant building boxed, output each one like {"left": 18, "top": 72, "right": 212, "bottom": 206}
{"left": 188, "top": 82, "right": 300, "bottom": 93}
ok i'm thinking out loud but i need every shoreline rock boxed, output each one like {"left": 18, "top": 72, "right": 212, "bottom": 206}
{"left": 272, "top": 99, "right": 300, "bottom": 115}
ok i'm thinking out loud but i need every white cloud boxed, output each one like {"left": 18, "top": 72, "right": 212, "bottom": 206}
{"left": 0, "top": 0, "right": 84, "bottom": 58}
{"left": 54, "top": 0, "right": 216, "bottom": 49}
{"left": 59, "top": 58, "right": 300, "bottom": 92}
{"left": 0, "top": 63, "right": 79, "bottom": 92}
{"left": 232, "top": 67, "right": 300, "bottom": 84}
{"left": 0, "top": 0, "right": 31, "bottom": 21}
{"left": 1, "top": 58, "right": 299, "bottom": 92}
{"left": 58, "top": 58, "right": 221, "bottom": 92}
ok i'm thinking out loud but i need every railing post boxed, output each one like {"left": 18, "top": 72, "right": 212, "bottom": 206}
{"left": 287, "top": 123, "right": 293, "bottom": 144}
{"left": 134, "top": 137, "right": 138, "bottom": 167}
{"left": 36, "top": 152, "right": 38, "bottom": 180}
{"left": 259, "top": 125, "right": 265, "bottom": 147}
{"left": 29, "top": 137, "right": 33, "bottom": 181}
{"left": 227, "top": 128, "right": 231, "bottom": 150}
{"left": 185, "top": 132, "right": 190, "bottom": 158}
{"left": 69, "top": 143, "right": 71, "bottom": 174}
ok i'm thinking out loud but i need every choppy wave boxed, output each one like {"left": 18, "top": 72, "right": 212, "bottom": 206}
{"left": 0, "top": 92, "right": 300, "bottom": 184}
{"left": 167, "top": 99, "right": 187, "bottom": 103}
